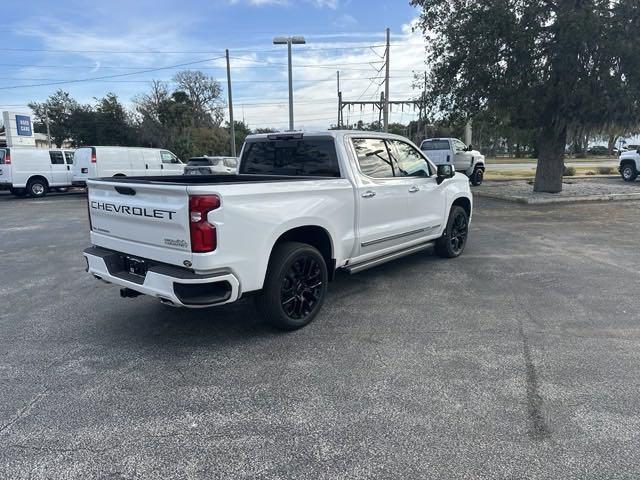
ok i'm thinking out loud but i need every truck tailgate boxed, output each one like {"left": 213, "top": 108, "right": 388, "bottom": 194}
{"left": 88, "top": 179, "right": 192, "bottom": 265}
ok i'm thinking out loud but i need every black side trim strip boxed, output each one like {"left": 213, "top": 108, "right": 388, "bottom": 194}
{"left": 361, "top": 225, "right": 440, "bottom": 248}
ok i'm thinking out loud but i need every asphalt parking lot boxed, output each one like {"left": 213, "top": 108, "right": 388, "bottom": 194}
{"left": 1, "top": 190, "right": 640, "bottom": 479}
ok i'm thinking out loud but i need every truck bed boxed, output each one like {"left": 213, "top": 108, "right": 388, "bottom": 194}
{"left": 94, "top": 174, "right": 338, "bottom": 185}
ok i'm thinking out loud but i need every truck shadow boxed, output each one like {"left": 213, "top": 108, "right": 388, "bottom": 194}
{"left": 123, "top": 247, "right": 445, "bottom": 346}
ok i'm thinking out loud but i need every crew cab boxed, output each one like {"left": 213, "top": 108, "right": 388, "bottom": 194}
{"left": 83, "top": 131, "right": 473, "bottom": 330}
{"left": 420, "top": 138, "right": 485, "bottom": 185}
{"left": 619, "top": 148, "right": 640, "bottom": 182}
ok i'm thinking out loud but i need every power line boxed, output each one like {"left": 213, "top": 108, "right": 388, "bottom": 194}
{"left": 0, "top": 56, "right": 224, "bottom": 91}
{"left": 0, "top": 43, "right": 390, "bottom": 55}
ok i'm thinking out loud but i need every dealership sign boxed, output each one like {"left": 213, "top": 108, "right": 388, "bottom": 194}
{"left": 15, "top": 114, "right": 32, "bottom": 136}
{"left": 2, "top": 111, "right": 35, "bottom": 147}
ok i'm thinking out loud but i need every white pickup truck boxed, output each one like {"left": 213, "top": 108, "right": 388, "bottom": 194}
{"left": 619, "top": 149, "right": 640, "bottom": 182}
{"left": 420, "top": 138, "right": 486, "bottom": 186}
{"left": 83, "top": 131, "right": 473, "bottom": 330}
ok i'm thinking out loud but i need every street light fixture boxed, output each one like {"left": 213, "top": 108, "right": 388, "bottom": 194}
{"left": 273, "top": 35, "right": 306, "bottom": 131}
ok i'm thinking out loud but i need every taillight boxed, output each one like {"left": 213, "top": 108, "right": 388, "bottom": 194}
{"left": 4, "top": 151, "right": 11, "bottom": 165}
{"left": 91, "top": 151, "right": 97, "bottom": 163}
{"left": 86, "top": 195, "right": 93, "bottom": 231}
{"left": 189, "top": 195, "right": 220, "bottom": 253}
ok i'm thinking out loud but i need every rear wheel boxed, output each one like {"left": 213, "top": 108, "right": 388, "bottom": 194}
{"left": 470, "top": 167, "right": 484, "bottom": 186}
{"left": 27, "top": 178, "right": 48, "bottom": 198}
{"left": 621, "top": 163, "right": 637, "bottom": 182}
{"left": 256, "top": 241, "right": 328, "bottom": 331}
{"left": 435, "top": 206, "right": 469, "bottom": 258}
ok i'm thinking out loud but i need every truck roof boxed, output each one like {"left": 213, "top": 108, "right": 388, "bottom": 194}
{"left": 245, "top": 130, "right": 419, "bottom": 143}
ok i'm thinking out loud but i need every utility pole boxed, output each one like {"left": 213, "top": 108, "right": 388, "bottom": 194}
{"left": 273, "top": 36, "right": 306, "bottom": 131}
{"left": 45, "top": 108, "right": 51, "bottom": 148}
{"left": 225, "top": 49, "right": 236, "bottom": 157}
{"left": 336, "top": 70, "right": 341, "bottom": 128}
{"left": 383, "top": 27, "right": 390, "bottom": 132}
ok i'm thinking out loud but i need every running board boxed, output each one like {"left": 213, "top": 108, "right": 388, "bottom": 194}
{"left": 343, "top": 241, "right": 435, "bottom": 275}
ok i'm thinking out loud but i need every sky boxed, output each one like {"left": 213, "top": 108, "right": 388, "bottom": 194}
{"left": 0, "top": 0, "right": 428, "bottom": 131}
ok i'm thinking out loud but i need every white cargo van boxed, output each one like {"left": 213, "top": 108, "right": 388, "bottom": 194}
{"left": 0, "top": 148, "right": 76, "bottom": 197}
{"left": 72, "top": 147, "right": 184, "bottom": 186}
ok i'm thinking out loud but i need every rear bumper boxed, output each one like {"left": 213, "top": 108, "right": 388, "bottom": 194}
{"left": 83, "top": 246, "right": 241, "bottom": 308}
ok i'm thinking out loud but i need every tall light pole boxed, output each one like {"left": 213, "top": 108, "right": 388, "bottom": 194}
{"left": 273, "top": 35, "right": 306, "bottom": 131}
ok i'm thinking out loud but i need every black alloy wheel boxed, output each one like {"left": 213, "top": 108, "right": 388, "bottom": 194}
{"left": 449, "top": 210, "right": 468, "bottom": 255}
{"left": 435, "top": 205, "right": 469, "bottom": 258}
{"left": 256, "top": 242, "right": 329, "bottom": 330}
{"left": 280, "top": 254, "right": 324, "bottom": 320}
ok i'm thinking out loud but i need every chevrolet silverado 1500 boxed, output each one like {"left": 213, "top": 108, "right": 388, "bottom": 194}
{"left": 83, "top": 131, "right": 473, "bottom": 330}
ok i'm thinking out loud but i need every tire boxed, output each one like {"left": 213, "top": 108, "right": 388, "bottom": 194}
{"left": 470, "top": 167, "right": 484, "bottom": 186}
{"left": 435, "top": 206, "right": 469, "bottom": 258}
{"left": 27, "top": 178, "right": 48, "bottom": 198}
{"left": 255, "top": 241, "right": 329, "bottom": 331}
{"left": 9, "top": 187, "right": 27, "bottom": 197}
{"left": 621, "top": 163, "right": 637, "bottom": 182}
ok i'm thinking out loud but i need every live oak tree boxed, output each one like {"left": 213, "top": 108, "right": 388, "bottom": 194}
{"left": 411, "top": 0, "right": 640, "bottom": 192}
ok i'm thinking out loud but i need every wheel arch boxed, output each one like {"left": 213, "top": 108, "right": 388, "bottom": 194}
{"left": 27, "top": 175, "right": 49, "bottom": 187}
{"left": 269, "top": 225, "right": 336, "bottom": 280}
{"left": 451, "top": 195, "right": 472, "bottom": 218}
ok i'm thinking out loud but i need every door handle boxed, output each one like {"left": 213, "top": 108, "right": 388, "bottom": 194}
{"left": 66, "top": 165, "right": 70, "bottom": 170}
{"left": 361, "top": 191, "right": 376, "bottom": 198}
{"left": 161, "top": 164, "right": 164, "bottom": 170}
{"left": 145, "top": 164, "right": 148, "bottom": 169}
{"left": 408, "top": 186, "right": 420, "bottom": 193}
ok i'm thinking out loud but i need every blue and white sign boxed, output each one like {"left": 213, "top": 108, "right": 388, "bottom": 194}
{"left": 15, "top": 114, "right": 32, "bottom": 136}
{"left": 2, "top": 111, "right": 36, "bottom": 147}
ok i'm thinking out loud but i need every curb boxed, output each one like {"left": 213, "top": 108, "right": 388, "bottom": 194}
{"left": 475, "top": 191, "right": 640, "bottom": 205}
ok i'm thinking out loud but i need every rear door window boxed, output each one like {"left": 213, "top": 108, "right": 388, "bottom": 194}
{"left": 49, "top": 151, "right": 65, "bottom": 164}
{"left": 421, "top": 140, "right": 450, "bottom": 151}
{"left": 240, "top": 137, "right": 340, "bottom": 177}
{"left": 0, "top": 150, "right": 5, "bottom": 164}
{"left": 63, "top": 151, "right": 74, "bottom": 164}
{"left": 352, "top": 138, "right": 395, "bottom": 178}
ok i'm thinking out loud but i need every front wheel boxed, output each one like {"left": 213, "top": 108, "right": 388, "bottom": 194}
{"left": 256, "top": 242, "right": 328, "bottom": 331}
{"left": 470, "top": 167, "right": 484, "bottom": 186}
{"left": 621, "top": 164, "right": 638, "bottom": 182}
{"left": 435, "top": 206, "right": 469, "bottom": 258}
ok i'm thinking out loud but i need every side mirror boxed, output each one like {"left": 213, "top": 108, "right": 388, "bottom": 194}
{"left": 437, "top": 164, "right": 455, "bottom": 184}
{"left": 637, "top": 149, "right": 640, "bottom": 154}
{"left": 466, "top": 144, "right": 473, "bottom": 151}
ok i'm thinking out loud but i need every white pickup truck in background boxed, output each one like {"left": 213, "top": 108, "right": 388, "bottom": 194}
{"left": 83, "top": 131, "right": 473, "bottom": 330}
{"left": 619, "top": 148, "right": 640, "bottom": 182}
{"left": 420, "top": 138, "right": 486, "bottom": 185}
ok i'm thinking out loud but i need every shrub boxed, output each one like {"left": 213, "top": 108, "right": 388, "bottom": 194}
{"left": 597, "top": 166, "right": 616, "bottom": 175}
{"left": 563, "top": 165, "right": 576, "bottom": 176}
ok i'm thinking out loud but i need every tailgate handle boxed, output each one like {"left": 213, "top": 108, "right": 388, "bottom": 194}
{"left": 114, "top": 186, "right": 136, "bottom": 196}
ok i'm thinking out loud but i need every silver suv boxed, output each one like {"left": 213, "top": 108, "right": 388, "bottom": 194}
{"left": 184, "top": 156, "right": 238, "bottom": 175}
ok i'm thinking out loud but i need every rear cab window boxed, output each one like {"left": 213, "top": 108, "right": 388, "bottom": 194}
{"left": 239, "top": 136, "right": 340, "bottom": 177}
{"left": 421, "top": 140, "right": 450, "bottom": 151}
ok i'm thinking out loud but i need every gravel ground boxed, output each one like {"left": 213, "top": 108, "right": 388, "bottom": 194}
{"left": 1, "top": 190, "right": 640, "bottom": 479}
